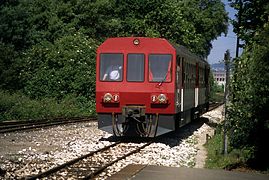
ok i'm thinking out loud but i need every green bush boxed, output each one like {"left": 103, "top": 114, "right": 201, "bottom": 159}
{"left": 228, "top": 24, "right": 269, "bottom": 169}
{"left": 0, "top": 90, "right": 95, "bottom": 121}
{"left": 21, "top": 33, "right": 98, "bottom": 100}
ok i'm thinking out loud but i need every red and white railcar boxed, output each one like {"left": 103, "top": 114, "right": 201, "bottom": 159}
{"left": 96, "top": 37, "right": 209, "bottom": 137}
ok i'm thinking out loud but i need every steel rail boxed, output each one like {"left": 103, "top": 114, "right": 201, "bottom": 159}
{"left": 208, "top": 102, "right": 224, "bottom": 112}
{"left": 26, "top": 142, "right": 121, "bottom": 180}
{"left": 25, "top": 141, "right": 152, "bottom": 180}
{"left": 0, "top": 116, "right": 95, "bottom": 126}
{"left": 84, "top": 142, "right": 152, "bottom": 179}
{"left": 0, "top": 117, "right": 97, "bottom": 133}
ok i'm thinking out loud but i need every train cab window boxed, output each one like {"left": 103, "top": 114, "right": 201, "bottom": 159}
{"left": 127, "top": 54, "right": 145, "bottom": 82}
{"left": 149, "top": 54, "right": 172, "bottom": 82}
{"left": 100, "top": 53, "right": 123, "bottom": 81}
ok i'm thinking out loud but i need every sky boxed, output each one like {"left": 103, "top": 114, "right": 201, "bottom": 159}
{"left": 207, "top": 0, "right": 239, "bottom": 64}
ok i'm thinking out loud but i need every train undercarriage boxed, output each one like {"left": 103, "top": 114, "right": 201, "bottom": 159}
{"left": 98, "top": 106, "right": 173, "bottom": 137}
{"left": 98, "top": 103, "right": 209, "bottom": 137}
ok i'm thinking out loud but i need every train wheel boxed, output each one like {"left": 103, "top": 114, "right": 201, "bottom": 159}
{"left": 136, "top": 114, "right": 159, "bottom": 137}
{"left": 112, "top": 113, "right": 128, "bottom": 136}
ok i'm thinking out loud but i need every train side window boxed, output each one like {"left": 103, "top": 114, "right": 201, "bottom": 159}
{"left": 183, "top": 62, "right": 186, "bottom": 87}
{"left": 199, "top": 67, "right": 205, "bottom": 87}
{"left": 176, "top": 56, "right": 181, "bottom": 69}
{"left": 188, "top": 63, "right": 191, "bottom": 89}
{"left": 189, "top": 63, "right": 192, "bottom": 88}
{"left": 100, "top": 53, "right": 123, "bottom": 81}
{"left": 176, "top": 56, "right": 181, "bottom": 87}
{"left": 192, "top": 64, "right": 195, "bottom": 88}
{"left": 127, "top": 54, "right": 145, "bottom": 82}
{"left": 205, "top": 67, "right": 209, "bottom": 85}
{"left": 186, "top": 63, "right": 189, "bottom": 89}
{"left": 149, "top": 54, "right": 172, "bottom": 82}
{"left": 190, "top": 64, "right": 193, "bottom": 88}
{"left": 182, "top": 57, "right": 185, "bottom": 86}
{"left": 196, "top": 63, "right": 199, "bottom": 87}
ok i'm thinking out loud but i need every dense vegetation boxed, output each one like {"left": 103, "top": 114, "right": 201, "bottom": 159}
{"left": 0, "top": 0, "right": 228, "bottom": 121}
{"left": 227, "top": 0, "right": 269, "bottom": 170}
{"left": 206, "top": 0, "right": 269, "bottom": 171}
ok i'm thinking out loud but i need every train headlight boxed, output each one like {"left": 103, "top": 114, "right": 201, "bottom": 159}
{"left": 103, "top": 93, "right": 112, "bottom": 102}
{"left": 133, "top": 38, "right": 140, "bottom": 45}
{"left": 158, "top": 94, "right": 167, "bottom": 103}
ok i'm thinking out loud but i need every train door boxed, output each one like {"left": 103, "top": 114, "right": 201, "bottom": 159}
{"left": 181, "top": 57, "right": 184, "bottom": 113}
{"left": 195, "top": 62, "right": 199, "bottom": 108}
{"left": 205, "top": 65, "right": 210, "bottom": 103}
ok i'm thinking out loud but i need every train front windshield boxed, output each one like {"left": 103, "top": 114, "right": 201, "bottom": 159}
{"left": 100, "top": 53, "right": 123, "bottom": 81}
{"left": 99, "top": 53, "right": 172, "bottom": 82}
{"left": 127, "top": 54, "right": 145, "bottom": 82}
{"left": 149, "top": 54, "right": 172, "bottom": 82}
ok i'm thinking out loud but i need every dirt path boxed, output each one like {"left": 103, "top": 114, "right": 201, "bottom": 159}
{"left": 194, "top": 105, "right": 224, "bottom": 168}
{"left": 194, "top": 125, "right": 215, "bottom": 168}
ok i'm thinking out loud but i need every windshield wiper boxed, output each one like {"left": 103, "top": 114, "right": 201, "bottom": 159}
{"left": 158, "top": 73, "right": 168, "bottom": 86}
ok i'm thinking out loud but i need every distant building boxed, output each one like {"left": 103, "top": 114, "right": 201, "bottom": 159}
{"left": 212, "top": 69, "right": 226, "bottom": 86}
{"left": 211, "top": 63, "right": 226, "bottom": 86}
{"left": 211, "top": 61, "right": 233, "bottom": 88}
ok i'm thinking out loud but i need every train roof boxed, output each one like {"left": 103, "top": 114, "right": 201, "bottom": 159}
{"left": 98, "top": 37, "right": 209, "bottom": 65}
{"left": 98, "top": 37, "right": 173, "bottom": 52}
{"left": 171, "top": 43, "right": 208, "bottom": 65}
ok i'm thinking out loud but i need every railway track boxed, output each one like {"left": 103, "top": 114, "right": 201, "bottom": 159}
{"left": 26, "top": 141, "right": 152, "bottom": 179}
{"left": 0, "top": 117, "right": 96, "bottom": 133}
{"left": 0, "top": 102, "right": 222, "bottom": 134}
{"left": 208, "top": 102, "right": 223, "bottom": 111}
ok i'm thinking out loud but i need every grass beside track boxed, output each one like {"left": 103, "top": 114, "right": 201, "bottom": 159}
{"left": 205, "top": 127, "right": 269, "bottom": 173}
{"left": 205, "top": 131, "right": 238, "bottom": 169}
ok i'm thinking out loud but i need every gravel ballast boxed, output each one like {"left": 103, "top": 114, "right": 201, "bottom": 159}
{"left": 0, "top": 106, "right": 223, "bottom": 179}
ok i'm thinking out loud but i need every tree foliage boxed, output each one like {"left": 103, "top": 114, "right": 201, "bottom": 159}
{"left": 228, "top": 0, "right": 269, "bottom": 168}
{"left": 97, "top": 0, "right": 228, "bottom": 57}
{"left": 21, "top": 33, "right": 97, "bottom": 100}
{"left": 229, "top": 0, "right": 269, "bottom": 45}
{"left": 0, "top": 0, "right": 228, "bottom": 120}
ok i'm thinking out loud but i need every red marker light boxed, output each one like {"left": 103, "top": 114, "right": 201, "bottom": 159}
{"left": 151, "top": 95, "right": 157, "bottom": 103}
{"left": 113, "top": 94, "right": 119, "bottom": 102}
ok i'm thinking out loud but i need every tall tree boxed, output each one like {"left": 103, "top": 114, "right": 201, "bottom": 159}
{"left": 101, "top": 0, "right": 228, "bottom": 57}
{"left": 228, "top": 0, "right": 269, "bottom": 168}
{"left": 229, "top": 0, "right": 269, "bottom": 45}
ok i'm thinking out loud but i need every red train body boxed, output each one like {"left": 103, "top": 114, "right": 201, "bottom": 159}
{"left": 96, "top": 37, "right": 209, "bottom": 137}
